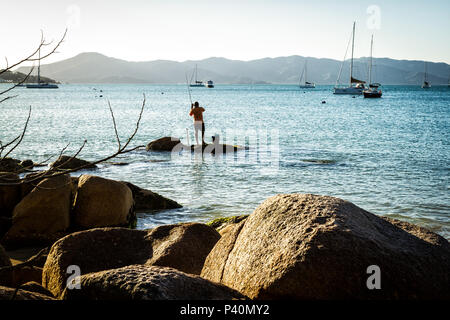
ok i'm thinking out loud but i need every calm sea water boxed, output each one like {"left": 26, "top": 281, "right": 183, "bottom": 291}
{"left": 1, "top": 84, "right": 449, "bottom": 239}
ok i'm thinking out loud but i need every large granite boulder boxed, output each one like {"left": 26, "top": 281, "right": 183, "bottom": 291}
{"left": 19, "top": 281, "right": 54, "bottom": 298}
{"left": 2, "top": 174, "right": 72, "bottom": 247}
{"left": 146, "top": 137, "right": 181, "bottom": 152}
{"left": 0, "top": 285, "right": 56, "bottom": 300}
{"left": 43, "top": 223, "right": 220, "bottom": 298}
{"left": 0, "top": 158, "right": 22, "bottom": 173}
{"left": 201, "top": 194, "right": 450, "bottom": 300}
{"left": 50, "top": 155, "right": 97, "bottom": 170}
{"left": 122, "top": 181, "right": 182, "bottom": 212}
{"left": 0, "top": 172, "right": 21, "bottom": 218}
{"left": 0, "top": 264, "right": 43, "bottom": 288}
{"left": 72, "top": 175, "right": 134, "bottom": 228}
{"left": 61, "top": 264, "right": 246, "bottom": 300}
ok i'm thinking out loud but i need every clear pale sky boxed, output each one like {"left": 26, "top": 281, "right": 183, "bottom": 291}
{"left": 1, "top": 0, "right": 449, "bottom": 65}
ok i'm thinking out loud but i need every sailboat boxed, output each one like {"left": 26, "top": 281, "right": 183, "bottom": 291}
{"left": 189, "top": 64, "right": 204, "bottom": 87}
{"left": 26, "top": 49, "right": 58, "bottom": 89}
{"left": 333, "top": 22, "right": 366, "bottom": 95}
{"left": 298, "top": 59, "right": 315, "bottom": 88}
{"left": 421, "top": 62, "right": 431, "bottom": 88}
{"left": 363, "top": 35, "right": 382, "bottom": 98}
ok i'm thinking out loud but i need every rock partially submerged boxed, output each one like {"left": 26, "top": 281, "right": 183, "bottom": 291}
{"left": 122, "top": 181, "right": 182, "bottom": 212}
{"left": 146, "top": 136, "right": 246, "bottom": 154}
{"left": 43, "top": 223, "right": 220, "bottom": 298}
{"left": 201, "top": 194, "right": 450, "bottom": 300}
{"left": 50, "top": 155, "right": 97, "bottom": 170}
{"left": 0, "top": 158, "right": 22, "bottom": 173}
{"left": 146, "top": 137, "right": 181, "bottom": 152}
{"left": 61, "top": 264, "right": 246, "bottom": 300}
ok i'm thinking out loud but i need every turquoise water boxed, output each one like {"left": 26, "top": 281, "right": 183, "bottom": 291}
{"left": 1, "top": 84, "right": 449, "bottom": 239}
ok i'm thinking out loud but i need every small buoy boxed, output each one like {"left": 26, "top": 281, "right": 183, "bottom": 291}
{"left": 100, "top": 90, "right": 103, "bottom": 93}
{"left": 99, "top": 95, "right": 103, "bottom": 97}
{"left": 161, "top": 92, "right": 164, "bottom": 94}
{"left": 321, "top": 101, "right": 326, "bottom": 104}
{"left": 352, "top": 96, "right": 356, "bottom": 98}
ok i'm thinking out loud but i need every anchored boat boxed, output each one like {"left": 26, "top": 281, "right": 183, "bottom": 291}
{"left": 189, "top": 64, "right": 204, "bottom": 87}
{"left": 363, "top": 35, "right": 382, "bottom": 98}
{"left": 299, "top": 59, "right": 315, "bottom": 88}
{"left": 333, "top": 22, "right": 366, "bottom": 95}
{"left": 26, "top": 49, "right": 58, "bottom": 89}
{"left": 422, "top": 62, "right": 431, "bottom": 88}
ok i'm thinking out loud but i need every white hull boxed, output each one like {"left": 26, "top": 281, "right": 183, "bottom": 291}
{"left": 333, "top": 87, "right": 364, "bottom": 95}
{"left": 299, "top": 83, "right": 315, "bottom": 89}
{"left": 422, "top": 83, "right": 431, "bottom": 89}
{"left": 26, "top": 83, "right": 58, "bottom": 89}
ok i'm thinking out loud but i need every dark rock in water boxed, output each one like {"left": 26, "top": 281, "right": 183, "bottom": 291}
{"left": 43, "top": 223, "right": 220, "bottom": 298}
{"left": 121, "top": 181, "right": 182, "bottom": 211}
{"left": 0, "top": 172, "right": 21, "bottom": 218}
{"left": 0, "top": 158, "right": 22, "bottom": 172}
{"left": 50, "top": 155, "right": 97, "bottom": 170}
{"left": 190, "top": 143, "right": 246, "bottom": 154}
{"left": 146, "top": 137, "right": 182, "bottom": 152}
{"left": 0, "top": 285, "right": 56, "bottom": 300}
{"left": 146, "top": 137, "right": 246, "bottom": 154}
{"left": 201, "top": 193, "right": 450, "bottom": 300}
{"left": 19, "top": 159, "right": 34, "bottom": 169}
{"left": 61, "top": 264, "right": 246, "bottom": 300}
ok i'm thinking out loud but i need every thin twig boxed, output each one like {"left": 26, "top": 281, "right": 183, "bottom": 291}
{"left": 1, "top": 105, "right": 31, "bottom": 161}
{"left": 107, "top": 99, "right": 121, "bottom": 151}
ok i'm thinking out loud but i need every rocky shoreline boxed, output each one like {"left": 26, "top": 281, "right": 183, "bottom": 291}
{"left": 1, "top": 154, "right": 449, "bottom": 300}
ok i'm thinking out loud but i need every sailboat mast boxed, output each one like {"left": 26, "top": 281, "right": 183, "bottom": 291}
{"left": 369, "top": 34, "right": 373, "bottom": 85}
{"left": 350, "top": 21, "right": 355, "bottom": 85}
{"left": 305, "top": 60, "right": 307, "bottom": 84}
{"left": 195, "top": 64, "right": 198, "bottom": 83}
{"left": 38, "top": 49, "right": 41, "bottom": 84}
{"left": 424, "top": 62, "right": 428, "bottom": 82}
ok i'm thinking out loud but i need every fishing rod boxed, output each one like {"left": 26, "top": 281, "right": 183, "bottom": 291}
{"left": 185, "top": 72, "right": 193, "bottom": 105}
{"left": 185, "top": 72, "right": 193, "bottom": 146}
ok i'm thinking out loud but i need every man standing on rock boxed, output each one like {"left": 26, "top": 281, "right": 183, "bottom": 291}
{"left": 189, "top": 101, "right": 205, "bottom": 145}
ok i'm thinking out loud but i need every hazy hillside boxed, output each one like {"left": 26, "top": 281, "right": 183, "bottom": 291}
{"left": 17, "top": 52, "right": 450, "bottom": 85}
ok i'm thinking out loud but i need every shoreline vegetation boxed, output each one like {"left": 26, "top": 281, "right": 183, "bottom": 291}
{"left": 1, "top": 145, "right": 449, "bottom": 301}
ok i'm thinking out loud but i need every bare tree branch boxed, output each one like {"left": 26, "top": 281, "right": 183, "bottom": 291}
{"left": 1, "top": 106, "right": 31, "bottom": 161}
{"left": 0, "top": 29, "right": 66, "bottom": 76}
{"left": 108, "top": 99, "right": 121, "bottom": 151}
{"left": 0, "top": 66, "right": 35, "bottom": 98}
{"left": 0, "top": 97, "right": 147, "bottom": 186}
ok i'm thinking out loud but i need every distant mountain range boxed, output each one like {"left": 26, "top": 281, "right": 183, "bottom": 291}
{"left": 16, "top": 52, "right": 450, "bottom": 85}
